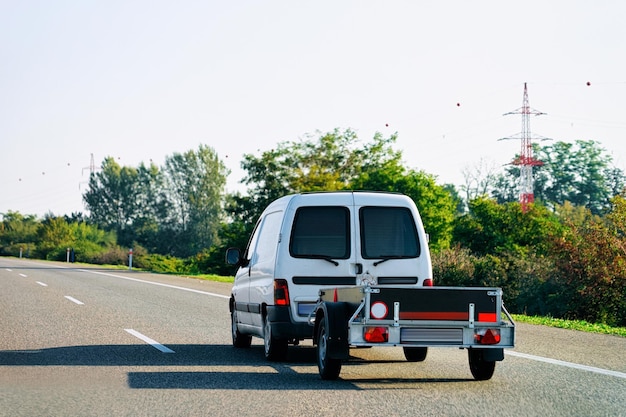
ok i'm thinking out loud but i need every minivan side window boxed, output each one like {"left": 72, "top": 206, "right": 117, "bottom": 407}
{"left": 290, "top": 206, "right": 350, "bottom": 259}
{"left": 359, "top": 206, "right": 420, "bottom": 258}
{"left": 255, "top": 211, "right": 282, "bottom": 263}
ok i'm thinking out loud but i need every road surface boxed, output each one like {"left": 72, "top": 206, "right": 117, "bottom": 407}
{"left": 1, "top": 258, "right": 624, "bottom": 416}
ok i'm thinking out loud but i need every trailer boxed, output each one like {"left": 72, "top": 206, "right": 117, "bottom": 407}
{"left": 311, "top": 285, "right": 515, "bottom": 380}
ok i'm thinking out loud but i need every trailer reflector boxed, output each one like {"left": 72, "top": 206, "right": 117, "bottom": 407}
{"left": 370, "top": 301, "right": 388, "bottom": 319}
{"left": 474, "top": 328, "right": 501, "bottom": 345}
{"left": 364, "top": 327, "right": 389, "bottom": 343}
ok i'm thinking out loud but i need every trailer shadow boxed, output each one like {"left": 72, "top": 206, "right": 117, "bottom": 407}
{"left": 0, "top": 344, "right": 472, "bottom": 390}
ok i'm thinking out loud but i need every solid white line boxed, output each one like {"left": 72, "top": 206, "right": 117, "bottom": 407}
{"left": 36, "top": 281, "right": 48, "bottom": 287}
{"left": 125, "top": 329, "right": 175, "bottom": 353}
{"left": 64, "top": 295, "right": 84, "bottom": 305}
{"left": 506, "top": 350, "right": 626, "bottom": 379}
{"left": 78, "top": 269, "right": 229, "bottom": 299}
{"left": 19, "top": 273, "right": 27, "bottom": 278}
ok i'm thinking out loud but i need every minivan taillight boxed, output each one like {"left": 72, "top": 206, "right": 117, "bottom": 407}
{"left": 274, "top": 279, "right": 290, "bottom": 306}
{"left": 423, "top": 278, "right": 433, "bottom": 287}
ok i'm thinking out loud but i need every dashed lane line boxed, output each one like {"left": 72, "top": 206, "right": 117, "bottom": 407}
{"left": 124, "top": 329, "right": 175, "bottom": 353}
{"left": 64, "top": 295, "right": 85, "bottom": 305}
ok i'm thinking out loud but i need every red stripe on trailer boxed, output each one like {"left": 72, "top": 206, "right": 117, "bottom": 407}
{"left": 400, "top": 311, "right": 468, "bottom": 320}
{"left": 478, "top": 312, "right": 498, "bottom": 322}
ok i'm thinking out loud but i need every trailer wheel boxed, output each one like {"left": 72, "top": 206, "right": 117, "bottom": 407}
{"left": 316, "top": 318, "right": 342, "bottom": 380}
{"left": 264, "top": 317, "right": 288, "bottom": 361}
{"left": 231, "top": 309, "right": 252, "bottom": 348}
{"left": 468, "top": 348, "right": 496, "bottom": 380}
{"left": 403, "top": 347, "right": 428, "bottom": 362}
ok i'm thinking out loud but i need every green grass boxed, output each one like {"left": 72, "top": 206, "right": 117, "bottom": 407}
{"left": 184, "top": 273, "right": 234, "bottom": 283}
{"left": 511, "top": 314, "right": 626, "bottom": 337}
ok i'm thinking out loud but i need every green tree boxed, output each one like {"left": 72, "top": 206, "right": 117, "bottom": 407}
{"left": 83, "top": 157, "right": 141, "bottom": 241}
{"left": 492, "top": 140, "right": 625, "bottom": 214}
{"left": 453, "top": 197, "right": 562, "bottom": 257}
{"left": 164, "top": 145, "right": 229, "bottom": 257}
{"left": 35, "top": 215, "right": 116, "bottom": 262}
{"left": 0, "top": 211, "right": 40, "bottom": 256}
{"left": 238, "top": 129, "right": 401, "bottom": 222}
{"left": 548, "top": 193, "right": 626, "bottom": 326}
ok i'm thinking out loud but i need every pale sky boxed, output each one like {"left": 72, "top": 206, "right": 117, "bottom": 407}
{"left": 2, "top": 1, "right": 625, "bottom": 217}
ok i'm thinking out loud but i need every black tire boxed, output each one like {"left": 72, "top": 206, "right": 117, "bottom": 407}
{"left": 264, "top": 317, "right": 288, "bottom": 361}
{"left": 316, "top": 318, "right": 342, "bottom": 380}
{"left": 468, "top": 348, "right": 496, "bottom": 381}
{"left": 231, "top": 309, "right": 252, "bottom": 348}
{"left": 403, "top": 347, "right": 428, "bottom": 362}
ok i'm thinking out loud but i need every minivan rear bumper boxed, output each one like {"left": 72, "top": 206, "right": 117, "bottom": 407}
{"left": 266, "top": 305, "right": 313, "bottom": 340}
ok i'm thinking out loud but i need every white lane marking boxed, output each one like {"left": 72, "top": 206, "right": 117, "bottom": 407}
{"left": 64, "top": 296, "right": 84, "bottom": 305}
{"left": 36, "top": 281, "right": 48, "bottom": 287}
{"left": 125, "top": 329, "right": 175, "bottom": 353}
{"left": 19, "top": 273, "right": 28, "bottom": 278}
{"left": 506, "top": 350, "right": 626, "bottom": 379}
{"left": 78, "top": 269, "right": 229, "bottom": 299}
{"left": 6, "top": 268, "right": 12, "bottom": 272}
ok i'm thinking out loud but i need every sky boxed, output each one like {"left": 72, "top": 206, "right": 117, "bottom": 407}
{"left": 2, "top": 1, "right": 625, "bottom": 217}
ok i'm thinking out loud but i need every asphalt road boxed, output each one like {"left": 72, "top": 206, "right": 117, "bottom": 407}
{"left": 1, "top": 258, "right": 624, "bottom": 417}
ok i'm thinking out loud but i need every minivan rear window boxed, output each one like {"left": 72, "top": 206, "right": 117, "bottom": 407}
{"left": 290, "top": 206, "right": 350, "bottom": 259}
{"left": 360, "top": 206, "right": 420, "bottom": 259}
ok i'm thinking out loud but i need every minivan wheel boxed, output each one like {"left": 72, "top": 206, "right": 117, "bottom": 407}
{"left": 231, "top": 310, "right": 251, "bottom": 348}
{"left": 264, "top": 317, "right": 288, "bottom": 361}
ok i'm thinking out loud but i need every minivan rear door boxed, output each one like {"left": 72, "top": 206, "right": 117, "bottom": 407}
{"left": 352, "top": 193, "right": 429, "bottom": 286}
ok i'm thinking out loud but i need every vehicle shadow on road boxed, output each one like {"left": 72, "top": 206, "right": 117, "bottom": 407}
{"left": 1, "top": 343, "right": 473, "bottom": 389}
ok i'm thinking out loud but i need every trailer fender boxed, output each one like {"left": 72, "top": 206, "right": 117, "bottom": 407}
{"left": 314, "top": 302, "right": 350, "bottom": 360}
{"left": 481, "top": 348, "right": 504, "bottom": 362}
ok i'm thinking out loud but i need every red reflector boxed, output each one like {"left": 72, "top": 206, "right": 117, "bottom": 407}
{"left": 475, "top": 329, "right": 501, "bottom": 345}
{"left": 423, "top": 278, "right": 433, "bottom": 287}
{"left": 274, "top": 279, "right": 290, "bottom": 306}
{"left": 364, "top": 327, "right": 388, "bottom": 343}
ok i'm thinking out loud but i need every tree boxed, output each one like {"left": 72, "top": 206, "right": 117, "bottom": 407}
{"left": 0, "top": 211, "right": 40, "bottom": 256}
{"left": 460, "top": 158, "right": 500, "bottom": 207}
{"left": 453, "top": 197, "right": 562, "bottom": 257}
{"left": 237, "top": 129, "right": 403, "bottom": 222}
{"left": 83, "top": 157, "right": 141, "bottom": 237}
{"left": 163, "top": 145, "right": 229, "bottom": 257}
{"left": 549, "top": 193, "right": 626, "bottom": 325}
{"left": 491, "top": 140, "right": 626, "bottom": 213}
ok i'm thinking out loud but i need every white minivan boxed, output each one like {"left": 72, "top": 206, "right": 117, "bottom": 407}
{"left": 226, "top": 191, "right": 433, "bottom": 360}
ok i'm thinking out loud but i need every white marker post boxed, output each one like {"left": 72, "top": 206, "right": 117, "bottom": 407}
{"left": 128, "top": 248, "right": 133, "bottom": 270}
{"left": 66, "top": 248, "right": 70, "bottom": 263}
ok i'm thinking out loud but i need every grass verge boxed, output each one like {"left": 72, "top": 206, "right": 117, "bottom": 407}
{"left": 512, "top": 314, "right": 626, "bottom": 337}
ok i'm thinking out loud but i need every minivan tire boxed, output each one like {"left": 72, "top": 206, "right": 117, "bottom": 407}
{"left": 264, "top": 316, "right": 288, "bottom": 361}
{"left": 231, "top": 310, "right": 252, "bottom": 348}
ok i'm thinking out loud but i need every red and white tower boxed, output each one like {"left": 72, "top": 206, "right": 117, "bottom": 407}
{"left": 501, "top": 83, "right": 547, "bottom": 212}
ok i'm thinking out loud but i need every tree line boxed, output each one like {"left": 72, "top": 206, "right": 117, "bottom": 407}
{"left": 1, "top": 129, "right": 625, "bottom": 326}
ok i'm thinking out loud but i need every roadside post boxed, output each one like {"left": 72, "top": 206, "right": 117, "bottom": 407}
{"left": 129, "top": 248, "right": 133, "bottom": 270}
